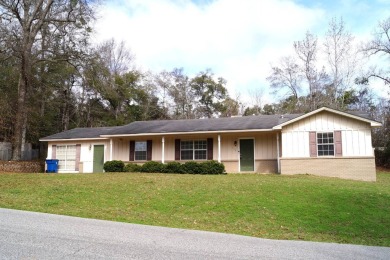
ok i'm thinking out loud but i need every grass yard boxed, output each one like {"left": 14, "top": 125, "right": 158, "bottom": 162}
{"left": 0, "top": 172, "right": 389, "bottom": 246}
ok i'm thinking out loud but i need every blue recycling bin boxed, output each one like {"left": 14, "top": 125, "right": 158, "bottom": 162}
{"left": 46, "top": 159, "right": 59, "bottom": 173}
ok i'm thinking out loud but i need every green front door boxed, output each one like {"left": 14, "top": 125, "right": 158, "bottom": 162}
{"left": 240, "top": 139, "right": 254, "bottom": 171}
{"left": 93, "top": 145, "right": 104, "bottom": 173}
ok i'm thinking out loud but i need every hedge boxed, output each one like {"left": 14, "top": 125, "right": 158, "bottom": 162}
{"left": 201, "top": 160, "right": 226, "bottom": 174}
{"left": 182, "top": 161, "right": 203, "bottom": 174}
{"left": 140, "top": 161, "right": 165, "bottom": 173}
{"left": 119, "top": 160, "right": 225, "bottom": 174}
{"left": 124, "top": 163, "right": 141, "bottom": 172}
{"left": 103, "top": 160, "right": 125, "bottom": 172}
{"left": 163, "top": 162, "right": 184, "bottom": 174}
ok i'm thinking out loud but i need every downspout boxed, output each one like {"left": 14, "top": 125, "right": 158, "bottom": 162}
{"left": 276, "top": 132, "right": 280, "bottom": 174}
{"left": 109, "top": 138, "right": 113, "bottom": 161}
{"left": 162, "top": 136, "right": 165, "bottom": 164}
{"left": 218, "top": 134, "right": 221, "bottom": 163}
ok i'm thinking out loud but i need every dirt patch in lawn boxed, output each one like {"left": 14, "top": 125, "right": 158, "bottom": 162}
{"left": 377, "top": 167, "right": 390, "bottom": 173}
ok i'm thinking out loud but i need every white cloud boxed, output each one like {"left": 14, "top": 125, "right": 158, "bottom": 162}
{"left": 93, "top": 0, "right": 388, "bottom": 106}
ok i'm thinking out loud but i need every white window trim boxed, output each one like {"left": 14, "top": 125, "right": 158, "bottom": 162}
{"left": 57, "top": 145, "right": 76, "bottom": 171}
{"left": 134, "top": 141, "right": 147, "bottom": 161}
{"left": 180, "top": 140, "right": 208, "bottom": 160}
{"left": 317, "top": 131, "right": 335, "bottom": 157}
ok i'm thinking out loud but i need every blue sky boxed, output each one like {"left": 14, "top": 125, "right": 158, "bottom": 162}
{"left": 94, "top": 0, "right": 390, "bottom": 105}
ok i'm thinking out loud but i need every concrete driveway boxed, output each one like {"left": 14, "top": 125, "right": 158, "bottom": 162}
{"left": 0, "top": 208, "right": 388, "bottom": 259}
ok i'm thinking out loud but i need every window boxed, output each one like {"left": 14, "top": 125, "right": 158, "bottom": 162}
{"left": 181, "top": 140, "right": 207, "bottom": 160}
{"left": 317, "top": 132, "right": 334, "bottom": 156}
{"left": 56, "top": 145, "right": 76, "bottom": 170}
{"left": 135, "top": 141, "right": 147, "bottom": 161}
{"left": 130, "top": 140, "right": 152, "bottom": 161}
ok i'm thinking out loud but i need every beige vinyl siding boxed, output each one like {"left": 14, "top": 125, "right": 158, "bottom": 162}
{"left": 112, "top": 139, "right": 129, "bottom": 161}
{"left": 254, "top": 132, "right": 277, "bottom": 159}
{"left": 111, "top": 132, "right": 278, "bottom": 163}
{"left": 282, "top": 111, "right": 373, "bottom": 158}
{"left": 341, "top": 129, "right": 372, "bottom": 156}
{"left": 163, "top": 137, "right": 175, "bottom": 161}
{"left": 282, "top": 131, "right": 309, "bottom": 157}
{"left": 219, "top": 133, "right": 277, "bottom": 161}
{"left": 219, "top": 134, "right": 239, "bottom": 161}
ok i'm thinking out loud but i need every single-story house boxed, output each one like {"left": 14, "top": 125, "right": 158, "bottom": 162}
{"left": 40, "top": 107, "right": 382, "bottom": 181}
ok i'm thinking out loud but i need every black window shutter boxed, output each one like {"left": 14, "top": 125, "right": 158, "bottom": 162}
{"left": 147, "top": 140, "right": 152, "bottom": 161}
{"left": 129, "top": 141, "right": 135, "bottom": 161}
{"left": 207, "top": 138, "right": 213, "bottom": 160}
{"left": 175, "top": 139, "right": 180, "bottom": 160}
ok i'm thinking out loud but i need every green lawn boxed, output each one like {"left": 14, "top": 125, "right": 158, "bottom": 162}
{"left": 0, "top": 172, "right": 389, "bottom": 246}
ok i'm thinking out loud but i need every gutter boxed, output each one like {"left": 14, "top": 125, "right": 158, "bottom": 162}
{"left": 39, "top": 137, "right": 110, "bottom": 142}
{"left": 100, "top": 128, "right": 277, "bottom": 138}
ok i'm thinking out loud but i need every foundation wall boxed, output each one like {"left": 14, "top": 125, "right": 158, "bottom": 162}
{"left": 280, "top": 157, "right": 376, "bottom": 181}
{"left": 255, "top": 159, "right": 277, "bottom": 173}
{"left": 222, "top": 159, "right": 277, "bottom": 174}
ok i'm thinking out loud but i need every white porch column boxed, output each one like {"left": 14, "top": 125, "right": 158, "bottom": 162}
{"left": 276, "top": 133, "right": 280, "bottom": 174}
{"left": 109, "top": 138, "right": 113, "bottom": 161}
{"left": 218, "top": 134, "right": 221, "bottom": 163}
{"left": 162, "top": 136, "right": 165, "bottom": 164}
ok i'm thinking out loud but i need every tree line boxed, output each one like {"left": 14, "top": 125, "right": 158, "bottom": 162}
{"left": 0, "top": 1, "right": 389, "bottom": 160}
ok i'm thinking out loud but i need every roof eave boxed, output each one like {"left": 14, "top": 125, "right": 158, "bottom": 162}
{"left": 100, "top": 128, "right": 278, "bottom": 138}
{"left": 273, "top": 107, "right": 382, "bottom": 129}
{"left": 371, "top": 122, "right": 382, "bottom": 127}
{"left": 39, "top": 137, "right": 109, "bottom": 142}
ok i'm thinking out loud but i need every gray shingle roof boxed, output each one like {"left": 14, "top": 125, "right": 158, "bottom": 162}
{"left": 40, "top": 126, "right": 121, "bottom": 140}
{"left": 40, "top": 114, "right": 302, "bottom": 140}
{"left": 345, "top": 111, "right": 374, "bottom": 121}
{"left": 104, "top": 114, "right": 303, "bottom": 136}
{"left": 40, "top": 108, "right": 379, "bottom": 141}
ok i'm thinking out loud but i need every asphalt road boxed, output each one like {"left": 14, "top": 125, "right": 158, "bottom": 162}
{"left": 0, "top": 208, "right": 389, "bottom": 260}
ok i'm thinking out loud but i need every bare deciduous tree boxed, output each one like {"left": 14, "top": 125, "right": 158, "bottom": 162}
{"left": 267, "top": 56, "right": 302, "bottom": 100}
{"left": 324, "top": 17, "right": 358, "bottom": 107}
{"left": 245, "top": 88, "right": 266, "bottom": 115}
{"left": 98, "top": 39, "right": 134, "bottom": 75}
{"left": 168, "top": 68, "right": 195, "bottom": 119}
{"left": 362, "top": 16, "right": 390, "bottom": 85}
{"left": 294, "top": 31, "right": 320, "bottom": 110}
